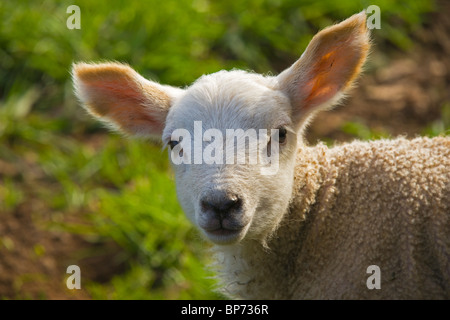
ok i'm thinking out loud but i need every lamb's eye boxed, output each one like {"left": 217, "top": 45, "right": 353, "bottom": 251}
{"left": 169, "top": 140, "right": 179, "bottom": 150}
{"left": 169, "top": 140, "right": 184, "bottom": 157}
{"left": 278, "top": 127, "right": 287, "bottom": 144}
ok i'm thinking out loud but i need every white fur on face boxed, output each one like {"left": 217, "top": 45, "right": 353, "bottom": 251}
{"left": 162, "top": 70, "right": 298, "bottom": 244}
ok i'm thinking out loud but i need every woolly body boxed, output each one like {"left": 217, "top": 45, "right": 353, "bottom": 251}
{"left": 214, "top": 137, "right": 450, "bottom": 299}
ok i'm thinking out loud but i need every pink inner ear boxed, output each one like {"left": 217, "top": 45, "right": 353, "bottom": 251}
{"left": 285, "top": 12, "right": 370, "bottom": 114}
{"left": 82, "top": 77, "right": 168, "bottom": 136}
{"left": 303, "top": 44, "right": 358, "bottom": 110}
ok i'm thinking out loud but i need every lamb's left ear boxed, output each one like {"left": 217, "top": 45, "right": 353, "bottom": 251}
{"left": 72, "top": 62, "right": 183, "bottom": 139}
{"left": 277, "top": 11, "right": 370, "bottom": 127}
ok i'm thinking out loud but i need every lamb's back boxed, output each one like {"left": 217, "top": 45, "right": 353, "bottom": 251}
{"left": 290, "top": 136, "right": 450, "bottom": 299}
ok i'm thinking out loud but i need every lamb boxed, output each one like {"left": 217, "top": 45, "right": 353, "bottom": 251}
{"left": 72, "top": 12, "right": 450, "bottom": 299}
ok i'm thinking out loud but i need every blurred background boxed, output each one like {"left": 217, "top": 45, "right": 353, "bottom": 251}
{"left": 0, "top": 0, "right": 448, "bottom": 299}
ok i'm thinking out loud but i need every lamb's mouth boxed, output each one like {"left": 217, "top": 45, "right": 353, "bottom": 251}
{"left": 202, "top": 225, "right": 248, "bottom": 245}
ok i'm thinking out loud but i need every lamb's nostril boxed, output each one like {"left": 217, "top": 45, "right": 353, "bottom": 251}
{"left": 221, "top": 196, "right": 242, "bottom": 213}
{"left": 201, "top": 193, "right": 242, "bottom": 216}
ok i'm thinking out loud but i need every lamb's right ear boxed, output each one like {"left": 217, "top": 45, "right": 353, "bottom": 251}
{"left": 72, "top": 62, "right": 183, "bottom": 139}
{"left": 277, "top": 12, "right": 370, "bottom": 129}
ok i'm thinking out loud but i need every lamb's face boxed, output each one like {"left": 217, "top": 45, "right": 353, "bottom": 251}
{"left": 162, "top": 71, "right": 298, "bottom": 244}
{"left": 73, "top": 12, "right": 369, "bottom": 245}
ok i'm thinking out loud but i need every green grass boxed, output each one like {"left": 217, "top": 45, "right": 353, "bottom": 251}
{"left": 422, "top": 103, "right": 450, "bottom": 137}
{"left": 340, "top": 120, "right": 390, "bottom": 141}
{"left": 0, "top": 0, "right": 440, "bottom": 299}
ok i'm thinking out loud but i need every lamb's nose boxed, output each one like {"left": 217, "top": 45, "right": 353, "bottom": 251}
{"left": 200, "top": 192, "right": 242, "bottom": 218}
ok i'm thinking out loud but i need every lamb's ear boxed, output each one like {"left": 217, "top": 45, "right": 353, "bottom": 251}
{"left": 72, "top": 62, "right": 183, "bottom": 139}
{"left": 277, "top": 11, "right": 370, "bottom": 128}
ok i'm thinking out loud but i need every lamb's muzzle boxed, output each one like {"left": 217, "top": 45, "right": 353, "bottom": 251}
{"left": 198, "top": 191, "right": 248, "bottom": 244}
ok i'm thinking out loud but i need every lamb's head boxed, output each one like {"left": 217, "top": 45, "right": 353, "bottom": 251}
{"left": 72, "top": 12, "right": 370, "bottom": 245}
{"left": 161, "top": 70, "right": 299, "bottom": 244}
